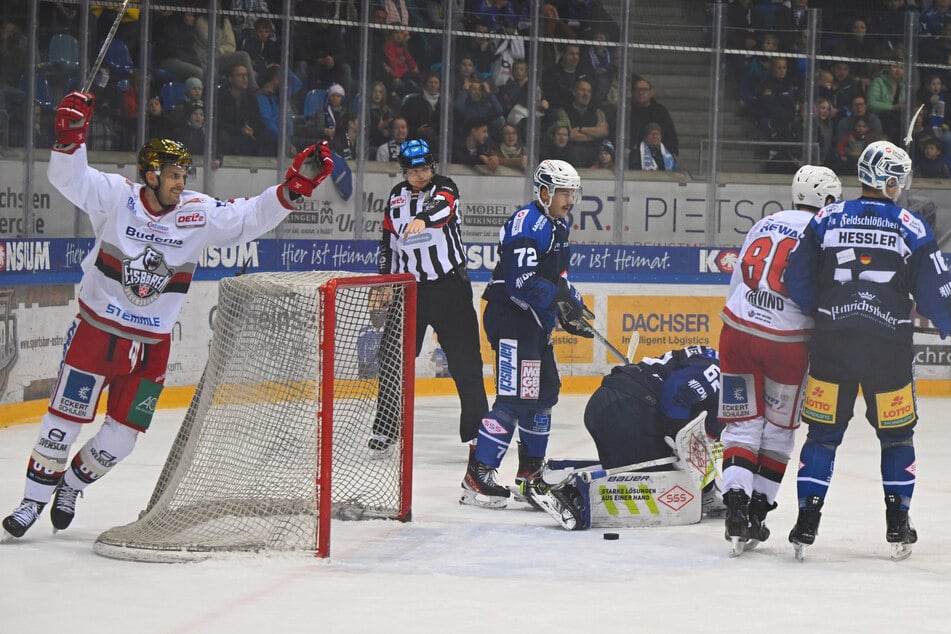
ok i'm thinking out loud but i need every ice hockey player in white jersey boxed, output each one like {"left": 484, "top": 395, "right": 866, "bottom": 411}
{"left": 718, "top": 165, "right": 841, "bottom": 556}
{"left": 2, "top": 90, "right": 333, "bottom": 541}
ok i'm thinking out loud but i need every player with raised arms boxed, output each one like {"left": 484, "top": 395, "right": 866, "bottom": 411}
{"left": 2, "top": 90, "right": 333, "bottom": 541}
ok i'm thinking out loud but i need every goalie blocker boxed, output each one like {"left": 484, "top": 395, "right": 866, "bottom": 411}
{"left": 533, "top": 413, "right": 718, "bottom": 530}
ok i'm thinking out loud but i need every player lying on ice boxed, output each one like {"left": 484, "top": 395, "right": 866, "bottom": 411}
{"left": 527, "top": 346, "right": 724, "bottom": 531}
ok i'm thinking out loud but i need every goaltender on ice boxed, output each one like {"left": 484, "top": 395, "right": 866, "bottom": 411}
{"left": 531, "top": 346, "right": 724, "bottom": 531}
{"left": 2, "top": 90, "right": 334, "bottom": 541}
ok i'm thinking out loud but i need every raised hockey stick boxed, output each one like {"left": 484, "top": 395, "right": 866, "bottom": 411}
{"left": 81, "top": 0, "right": 132, "bottom": 93}
{"left": 580, "top": 317, "right": 628, "bottom": 364}
{"left": 903, "top": 103, "right": 926, "bottom": 149}
{"left": 626, "top": 330, "right": 640, "bottom": 363}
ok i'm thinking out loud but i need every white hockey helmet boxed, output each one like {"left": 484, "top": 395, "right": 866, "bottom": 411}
{"left": 857, "top": 140, "right": 912, "bottom": 200}
{"left": 533, "top": 159, "right": 581, "bottom": 213}
{"left": 791, "top": 165, "right": 842, "bottom": 210}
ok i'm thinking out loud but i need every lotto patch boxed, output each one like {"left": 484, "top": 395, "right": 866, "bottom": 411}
{"left": 50, "top": 365, "right": 105, "bottom": 421}
{"left": 718, "top": 373, "right": 754, "bottom": 420}
{"left": 801, "top": 376, "right": 838, "bottom": 424}
{"left": 875, "top": 383, "right": 916, "bottom": 428}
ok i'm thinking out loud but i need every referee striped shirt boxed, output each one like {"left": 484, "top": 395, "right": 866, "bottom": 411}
{"left": 378, "top": 174, "right": 468, "bottom": 282}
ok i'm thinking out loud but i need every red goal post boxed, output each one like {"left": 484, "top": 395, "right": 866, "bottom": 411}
{"left": 93, "top": 271, "right": 417, "bottom": 561}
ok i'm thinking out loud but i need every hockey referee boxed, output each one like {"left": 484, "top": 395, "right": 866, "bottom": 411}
{"left": 369, "top": 139, "right": 488, "bottom": 450}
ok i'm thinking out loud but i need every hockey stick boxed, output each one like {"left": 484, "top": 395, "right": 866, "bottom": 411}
{"left": 903, "top": 103, "right": 926, "bottom": 149}
{"left": 626, "top": 330, "right": 640, "bottom": 363}
{"left": 81, "top": 0, "right": 132, "bottom": 93}
{"left": 548, "top": 412, "right": 706, "bottom": 487}
{"left": 580, "top": 317, "right": 628, "bottom": 364}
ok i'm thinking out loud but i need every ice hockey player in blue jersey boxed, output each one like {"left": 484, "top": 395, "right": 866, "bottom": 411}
{"left": 784, "top": 140, "right": 951, "bottom": 560}
{"left": 460, "top": 159, "right": 594, "bottom": 509}
{"left": 584, "top": 346, "right": 722, "bottom": 471}
{"left": 534, "top": 346, "right": 723, "bottom": 530}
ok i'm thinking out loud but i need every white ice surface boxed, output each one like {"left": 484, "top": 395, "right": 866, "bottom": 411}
{"left": 2, "top": 395, "right": 950, "bottom": 633}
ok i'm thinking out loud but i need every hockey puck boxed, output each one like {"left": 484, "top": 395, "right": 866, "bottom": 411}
{"left": 603, "top": 532, "right": 619, "bottom": 541}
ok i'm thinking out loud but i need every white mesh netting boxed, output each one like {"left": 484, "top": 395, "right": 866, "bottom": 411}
{"left": 94, "top": 271, "right": 413, "bottom": 562}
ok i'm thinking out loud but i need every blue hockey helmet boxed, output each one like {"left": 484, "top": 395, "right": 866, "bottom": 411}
{"left": 399, "top": 139, "right": 435, "bottom": 171}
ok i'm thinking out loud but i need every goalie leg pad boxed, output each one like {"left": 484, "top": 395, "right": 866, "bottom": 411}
{"left": 582, "top": 469, "right": 701, "bottom": 528}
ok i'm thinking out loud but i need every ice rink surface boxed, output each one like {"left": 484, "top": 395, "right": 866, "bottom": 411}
{"left": 2, "top": 395, "right": 950, "bottom": 633}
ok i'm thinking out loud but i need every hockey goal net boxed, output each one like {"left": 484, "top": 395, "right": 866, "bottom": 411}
{"left": 94, "top": 271, "right": 416, "bottom": 561}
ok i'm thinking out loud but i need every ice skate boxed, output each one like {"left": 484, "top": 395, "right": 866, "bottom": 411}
{"left": 460, "top": 452, "right": 510, "bottom": 509}
{"left": 702, "top": 481, "right": 727, "bottom": 519}
{"left": 512, "top": 442, "right": 546, "bottom": 510}
{"left": 51, "top": 481, "right": 82, "bottom": 532}
{"left": 746, "top": 492, "right": 778, "bottom": 551}
{"left": 530, "top": 482, "right": 584, "bottom": 531}
{"left": 722, "top": 489, "right": 750, "bottom": 557}
{"left": 885, "top": 494, "right": 917, "bottom": 561}
{"left": 367, "top": 433, "right": 396, "bottom": 458}
{"left": 2, "top": 499, "right": 45, "bottom": 541}
{"left": 788, "top": 495, "right": 823, "bottom": 561}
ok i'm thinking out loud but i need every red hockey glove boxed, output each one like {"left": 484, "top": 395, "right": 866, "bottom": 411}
{"left": 283, "top": 140, "right": 334, "bottom": 198}
{"left": 54, "top": 91, "right": 95, "bottom": 152}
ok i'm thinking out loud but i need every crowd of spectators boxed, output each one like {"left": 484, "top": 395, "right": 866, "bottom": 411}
{"left": 727, "top": 0, "right": 951, "bottom": 176}
{"left": 3, "top": 1, "right": 951, "bottom": 179}
{"left": 1, "top": 0, "right": 641, "bottom": 170}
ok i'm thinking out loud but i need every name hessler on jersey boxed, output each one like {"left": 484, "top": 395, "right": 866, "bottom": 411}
{"left": 122, "top": 246, "right": 173, "bottom": 306}
{"left": 833, "top": 229, "right": 898, "bottom": 248}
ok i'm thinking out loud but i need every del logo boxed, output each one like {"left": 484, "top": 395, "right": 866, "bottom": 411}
{"left": 176, "top": 211, "right": 206, "bottom": 227}
{"left": 390, "top": 195, "right": 406, "bottom": 207}
{"left": 699, "top": 249, "right": 739, "bottom": 274}
{"left": 0, "top": 241, "right": 52, "bottom": 272}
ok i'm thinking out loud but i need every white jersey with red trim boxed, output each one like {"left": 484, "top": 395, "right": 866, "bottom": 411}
{"left": 48, "top": 145, "right": 295, "bottom": 342}
{"left": 721, "top": 209, "right": 814, "bottom": 342}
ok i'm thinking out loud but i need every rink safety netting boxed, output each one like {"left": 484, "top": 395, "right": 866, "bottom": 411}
{"left": 94, "top": 271, "right": 414, "bottom": 562}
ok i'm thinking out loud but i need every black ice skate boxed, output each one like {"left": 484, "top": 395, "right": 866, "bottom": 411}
{"left": 788, "top": 495, "right": 823, "bottom": 561}
{"left": 746, "top": 491, "right": 778, "bottom": 551}
{"left": 512, "top": 442, "right": 546, "bottom": 510}
{"left": 885, "top": 494, "right": 917, "bottom": 561}
{"left": 51, "top": 481, "right": 82, "bottom": 532}
{"left": 460, "top": 451, "right": 510, "bottom": 509}
{"left": 367, "top": 433, "right": 396, "bottom": 457}
{"left": 530, "top": 483, "right": 585, "bottom": 531}
{"left": 723, "top": 489, "right": 750, "bottom": 557}
{"left": 2, "top": 499, "right": 45, "bottom": 541}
